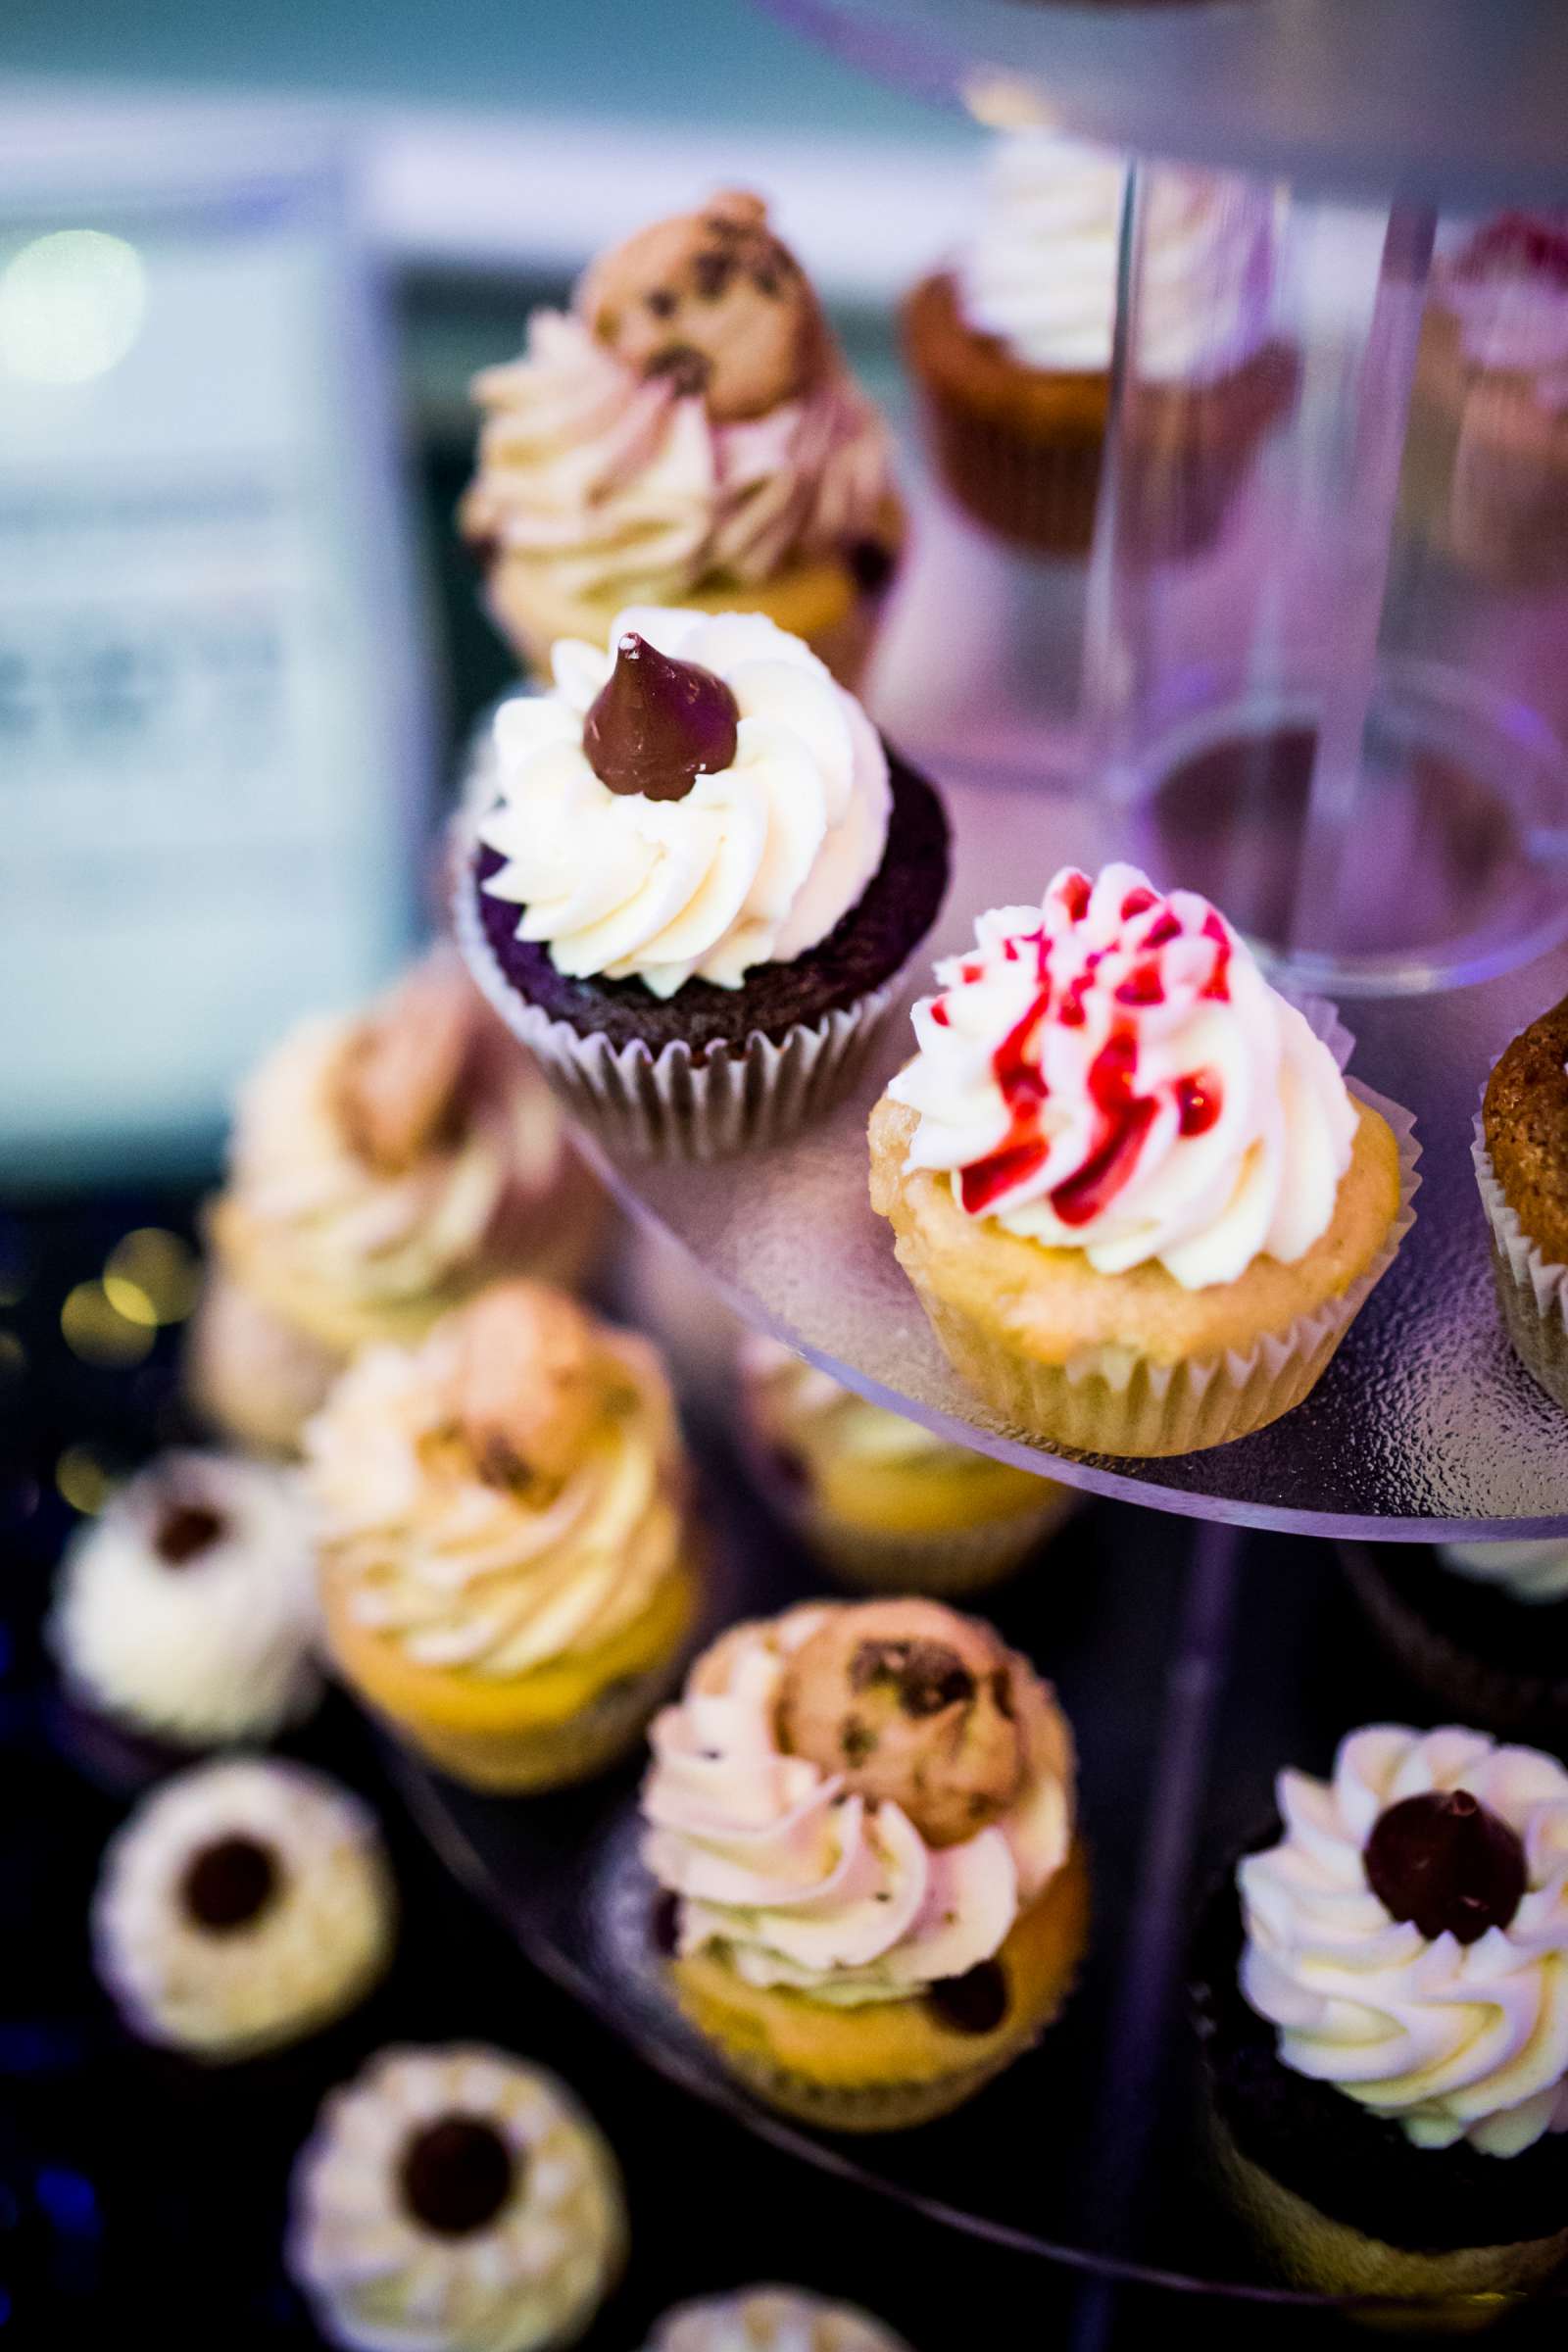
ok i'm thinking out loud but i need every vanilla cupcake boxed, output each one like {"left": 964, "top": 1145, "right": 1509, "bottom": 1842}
{"left": 869, "top": 863, "right": 1416, "bottom": 1457}
{"left": 309, "top": 1280, "right": 703, "bottom": 1792}
{"left": 645, "top": 2287, "right": 912, "bottom": 2352}
{"left": 191, "top": 952, "right": 604, "bottom": 1454}
{"left": 460, "top": 190, "right": 901, "bottom": 688}
{"left": 92, "top": 1758, "right": 394, "bottom": 2061}
{"left": 643, "top": 1597, "right": 1088, "bottom": 2131}
{"left": 739, "top": 1336, "right": 1074, "bottom": 1594}
{"left": 461, "top": 609, "right": 949, "bottom": 1159}
{"left": 289, "top": 2044, "right": 626, "bottom": 2352}
{"left": 48, "top": 1450, "right": 319, "bottom": 1755}
{"left": 1195, "top": 1725, "right": 1568, "bottom": 2314}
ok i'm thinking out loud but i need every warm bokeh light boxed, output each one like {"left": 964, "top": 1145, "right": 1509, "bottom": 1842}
{"left": 55, "top": 1444, "right": 119, "bottom": 1516}
{"left": 60, "top": 1280, "right": 155, "bottom": 1368}
{"left": 0, "top": 228, "right": 146, "bottom": 387}
{"left": 0, "top": 1331, "right": 24, "bottom": 1383}
{"left": 104, "top": 1228, "right": 201, "bottom": 1326}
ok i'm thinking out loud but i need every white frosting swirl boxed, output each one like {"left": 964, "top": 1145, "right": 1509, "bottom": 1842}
{"left": 957, "top": 134, "right": 1276, "bottom": 385}
{"left": 1440, "top": 1540, "right": 1568, "bottom": 1606}
{"left": 641, "top": 1606, "right": 1073, "bottom": 2007}
{"left": 222, "top": 1001, "right": 563, "bottom": 1312}
{"left": 463, "top": 310, "right": 893, "bottom": 605}
{"left": 92, "top": 1758, "right": 393, "bottom": 2059}
{"left": 306, "top": 1318, "right": 687, "bottom": 1679}
{"left": 290, "top": 2044, "right": 626, "bottom": 2352}
{"left": 478, "top": 608, "right": 890, "bottom": 998}
{"left": 888, "top": 862, "right": 1356, "bottom": 1291}
{"left": 646, "top": 2288, "right": 912, "bottom": 2352}
{"left": 1240, "top": 1725, "right": 1568, "bottom": 2157}
{"left": 49, "top": 1451, "right": 320, "bottom": 1743}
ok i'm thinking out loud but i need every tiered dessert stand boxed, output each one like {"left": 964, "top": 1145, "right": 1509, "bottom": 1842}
{"left": 402, "top": 3, "right": 1568, "bottom": 2327}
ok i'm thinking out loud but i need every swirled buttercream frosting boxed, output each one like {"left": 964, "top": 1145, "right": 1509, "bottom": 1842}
{"left": 641, "top": 1602, "right": 1074, "bottom": 2006}
{"left": 1239, "top": 1724, "right": 1568, "bottom": 2156}
{"left": 305, "top": 1296, "right": 687, "bottom": 1680}
{"left": 220, "top": 958, "right": 564, "bottom": 1311}
{"left": 461, "top": 301, "right": 892, "bottom": 606}
{"left": 956, "top": 134, "right": 1277, "bottom": 386}
{"left": 1438, "top": 215, "right": 1568, "bottom": 403}
{"left": 477, "top": 608, "right": 890, "bottom": 998}
{"left": 888, "top": 862, "right": 1356, "bottom": 1290}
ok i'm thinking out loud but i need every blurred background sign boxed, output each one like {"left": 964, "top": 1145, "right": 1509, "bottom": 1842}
{"left": 0, "top": 137, "right": 432, "bottom": 1187}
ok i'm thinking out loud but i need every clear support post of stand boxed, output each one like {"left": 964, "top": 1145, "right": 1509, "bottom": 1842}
{"left": 1085, "top": 157, "right": 1568, "bottom": 999}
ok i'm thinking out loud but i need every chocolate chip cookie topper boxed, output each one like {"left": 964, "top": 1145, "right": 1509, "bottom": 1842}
{"left": 578, "top": 189, "right": 828, "bottom": 421}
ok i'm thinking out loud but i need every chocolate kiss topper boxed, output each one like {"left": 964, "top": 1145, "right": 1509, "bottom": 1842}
{"left": 1363, "top": 1787, "right": 1528, "bottom": 1946}
{"left": 583, "top": 632, "right": 739, "bottom": 803}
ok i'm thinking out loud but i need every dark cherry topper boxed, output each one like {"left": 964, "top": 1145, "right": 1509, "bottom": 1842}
{"left": 180, "top": 1835, "right": 280, "bottom": 1934}
{"left": 1363, "top": 1788, "right": 1528, "bottom": 1945}
{"left": 400, "top": 2116, "right": 516, "bottom": 2237}
{"left": 583, "top": 631, "right": 739, "bottom": 803}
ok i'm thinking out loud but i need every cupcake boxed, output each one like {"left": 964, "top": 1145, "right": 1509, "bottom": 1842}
{"left": 460, "top": 189, "right": 901, "bottom": 688}
{"left": 1475, "top": 994, "right": 1568, "bottom": 1414}
{"left": 1406, "top": 214, "right": 1568, "bottom": 590}
{"left": 1341, "top": 1537, "right": 1568, "bottom": 1741}
{"left": 289, "top": 2044, "right": 626, "bottom": 2352}
{"left": 191, "top": 952, "right": 604, "bottom": 1455}
{"left": 902, "top": 133, "right": 1296, "bottom": 560}
{"left": 1194, "top": 1724, "right": 1568, "bottom": 2314}
{"left": 644, "top": 2287, "right": 913, "bottom": 2352}
{"left": 92, "top": 1757, "right": 394, "bottom": 2061}
{"left": 461, "top": 608, "right": 949, "bottom": 1160}
{"left": 868, "top": 863, "right": 1416, "bottom": 1458}
{"left": 48, "top": 1449, "right": 319, "bottom": 1757}
{"left": 642, "top": 1597, "right": 1088, "bottom": 2131}
{"left": 738, "top": 1335, "right": 1075, "bottom": 1594}
{"left": 308, "top": 1280, "right": 703, "bottom": 1792}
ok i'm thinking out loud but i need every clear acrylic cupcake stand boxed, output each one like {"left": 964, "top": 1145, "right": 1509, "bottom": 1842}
{"left": 405, "top": 2, "right": 1568, "bottom": 2328}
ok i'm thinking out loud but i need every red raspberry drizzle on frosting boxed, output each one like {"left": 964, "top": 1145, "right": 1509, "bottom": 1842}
{"left": 951, "top": 869, "right": 1231, "bottom": 1222}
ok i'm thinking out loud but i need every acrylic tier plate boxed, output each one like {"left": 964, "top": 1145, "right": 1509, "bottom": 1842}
{"left": 390, "top": 1458, "right": 1568, "bottom": 2326}
{"left": 760, "top": 0, "right": 1568, "bottom": 207}
{"left": 476, "top": 757, "right": 1568, "bottom": 1543}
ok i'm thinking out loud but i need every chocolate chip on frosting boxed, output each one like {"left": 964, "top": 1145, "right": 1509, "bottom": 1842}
{"left": 778, "top": 1600, "right": 1024, "bottom": 1848}
{"left": 583, "top": 631, "right": 740, "bottom": 804}
{"left": 576, "top": 188, "right": 827, "bottom": 421}
{"left": 153, "top": 1499, "right": 226, "bottom": 1567}
{"left": 399, "top": 2115, "right": 516, "bottom": 2238}
{"left": 1364, "top": 1788, "right": 1528, "bottom": 1946}
{"left": 180, "top": 1834, "right": 280, "bottom": 1934}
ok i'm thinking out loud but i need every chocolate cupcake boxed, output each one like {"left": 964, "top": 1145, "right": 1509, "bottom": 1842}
{"left": 1340, "top": 1538, "right": 1568, "bottom": 1742}
{"left": 1194, "top": 1724, "right": 1568, "bottom": 2315}
{"left": 903, "top": 133, "right": 1297, "bottom": 563}
{"left": 459, "top": 609, "right": 949, "bottom": 1159}
{"left": 1475, "top": 994, "right": 1568, "bottom": 1413}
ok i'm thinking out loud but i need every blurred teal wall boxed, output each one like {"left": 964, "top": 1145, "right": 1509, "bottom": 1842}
{"left": 0, "top": 0, "right": 960, "bottom": 145}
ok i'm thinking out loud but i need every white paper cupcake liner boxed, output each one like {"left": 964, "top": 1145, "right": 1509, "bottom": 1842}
{"left": 1472, "top": 1114, "right": 1568, "bottom": 1413}
{"left": 904, "top": 1000, "right": 1420, "bottom": 1459}
{"left": 454, "top": 823, "right": 901, "bottom": 1162}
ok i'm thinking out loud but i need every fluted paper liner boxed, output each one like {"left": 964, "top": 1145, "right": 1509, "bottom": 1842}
{"left": 1472, "top": 1112, "right": 1568, "bottom": 1415}
{"left": 455, "top": 826, "right": 900, "bottom": 1163}
{"left": 902, "top": 1000, "right": 1420, "bottom": 1460}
